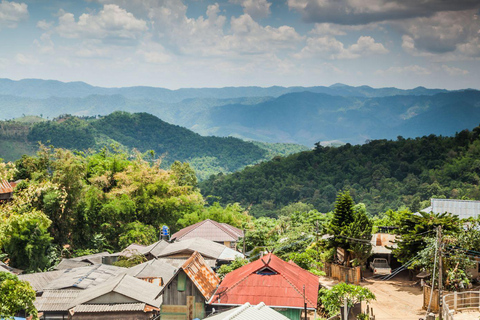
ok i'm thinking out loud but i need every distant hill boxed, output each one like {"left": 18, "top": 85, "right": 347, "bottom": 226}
{"left": 199, "top": 126, "right": 480, "bottom": 217}
{"left": 0, "top": 112, "right": 308, "bottom": 180}
{"left": 0, "top": 78, "right": 477, "bottom": 146}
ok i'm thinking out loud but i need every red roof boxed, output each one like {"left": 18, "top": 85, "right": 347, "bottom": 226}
{"left": 0, "top": 180, "right": 13, "bottom": 194}
{"left": 171, "top": 219, "right": 244, "bottom": 242}
{"left": 209, "top": 253, "right": 319, "bottom": 309}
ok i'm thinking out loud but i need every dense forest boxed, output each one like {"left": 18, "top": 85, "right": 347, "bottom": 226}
{"left": 200, "top": 126, "right": 480, "bottom": 217}
{"left": 0, "top": 112, "right": 307, "bottom": 180}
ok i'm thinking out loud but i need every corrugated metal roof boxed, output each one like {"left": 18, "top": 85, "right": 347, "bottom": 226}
{"left": 35, "top": 290, "right": 81, "bottom": 312}
{"left": 71, "top": 274, "right": 162, "bottom": 309}
{"left": 210, "top": 253, "right": 319, "bottom": 310}
{"left": 155, "top": 237, "right": 244, "bottom": 261}
{"left": 428, "top": 198, "right": 480, "bottom": 219}
{"left": 0, "top": 261, "right": 22, "bottom": 274}
{"left": 0, "top": 180, "right": 13, "bottom": 194}
{"left": 18, "top": 270, "right": 64, "bottom": 292}
{"left": 127, "top": 259, "right": 176, "bottom": 283}
{"left": 71, "top": 252, "right": 111, "bottom": 265}
{"left": 181, "top": 251, "right": 220, "bottom": 301}
{"left": 45, "top": 264, "right": 126, "bottom": 290}
{"left": 171, "top": 220, "right": 244, "bottom": 242}
{"left": 159, "top": 257, "right": 217, "bottom": 269}
{"left": 73, "top": 303, "right": 147, "bottom": 313}
{"left": 206, "top": 302, "right": 290, "bottom": 320}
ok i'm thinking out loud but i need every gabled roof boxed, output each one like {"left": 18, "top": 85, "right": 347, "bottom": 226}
{"left": 71, "top": 251, "right": 111, "bottom": 264}
{"left": 162, "top": 252, "right": 220, "bottom": 301}
{"left": 54, "top": 259, "right": 91, "bottom": 270}
{"left": 209, "top": 253, "right": 319, "bottom": 310}
{"left": 45, "top": 264, "right": 126, "bottom": 290}
{"left": 70, "top": 274, "right": 162, "bottom": 309}
{"left": 0, "top": 180, "right": 13, "bottom": 194}
{"left": 126, "top": 258, "right": 176, "bottom": 283}
{"left": 154, "top": 237, "right": 244, "bottom": 261}
{"left": 35, "top": 290, "right": 82, "bottom": 312}
{"left": 206, "top": 302, "right": 290, "bottom": 320}
{"left": 171, "top": 220, "right": 244, "bottom": 242}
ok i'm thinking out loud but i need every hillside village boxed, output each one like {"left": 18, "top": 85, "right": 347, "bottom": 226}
{"left": 2, "top": 158, "right": 480, "bottom": 320}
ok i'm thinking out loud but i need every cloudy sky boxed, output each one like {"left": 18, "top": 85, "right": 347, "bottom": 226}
{"left": 0, "top": 0, "right": 479, "bottom": 89}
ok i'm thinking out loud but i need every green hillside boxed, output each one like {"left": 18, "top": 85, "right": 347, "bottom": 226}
{"left": 0, "top": 112, "right": 307, "bottom": 180}
{"left": 200, "top": 126, "right": 480, "bottom": 217}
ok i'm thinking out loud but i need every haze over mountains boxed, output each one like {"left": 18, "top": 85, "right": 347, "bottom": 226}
{"left": 1, "top": 78, "right": 478, "bottom": 146}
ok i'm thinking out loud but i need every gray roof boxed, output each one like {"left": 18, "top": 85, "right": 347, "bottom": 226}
{"left": 45, "top": 264, "right": 126, "bottom": 290}
{"left": 423, "top": 198, "right": 480, "bottom": 219}
{"left": 71, "top": 274, "right": 162, "bottom": 308}
{"left": 159, "top": 257, "right": 217, "bottom": 268}
{"left": 205, "top": 302, "right": 290, "bottom": 320}
{"left": 154, "top": 238, "right": 243, "bottom": 261}
{"left": 18, "top": 270, "right": 64, "bottom": 292}
{"left": 126, "top": 259, "right": 176, "bottom": 283}
{"left": 54, "top": 259, "right": 90, "bottom": 270}
{"left": 71, "top": 252, "right": 111, "bottom": 264}
{"left": 35, "top": 290, "right": 82, "bottom": 312}
{"left": 73, "top": 303, "right": 146, "bottom": 313}
{"left": 0, "top": 261, "right": 22, "bottom": 274}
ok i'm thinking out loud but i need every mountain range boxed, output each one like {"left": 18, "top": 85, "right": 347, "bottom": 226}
{"left": 0, "top": 78, "right": 479, "bottom": 146}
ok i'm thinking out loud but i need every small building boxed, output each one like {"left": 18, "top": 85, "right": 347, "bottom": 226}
{"left": 205, "top": 302, "right": 290, "bottom": 320}
{"left": 0, "top": 180, "right": 13, "bottom": 201}
{"left": 126, "top": 258, "right": 176, "bottom": 286}
{"left": 54, "top": 252, "right": 111, "bottom": 270}
{"left": 160, "top": 251, "right": 220, "bottom": 320}
{"left": 209, "top": 253, "right": 319, "bottom": 320}
{"left": 422, "top": 198, "right": 480, "bottom": 219}
{"left": 370, "top": 233, "right": 398, "bottom": 266}
{"left": 171, "top": 219, "right": 244, "bottom": 249}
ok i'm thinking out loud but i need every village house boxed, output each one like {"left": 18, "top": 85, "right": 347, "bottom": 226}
{"left": 54, "top": 252, "right": 111, "bottom": 270}
{"left": 0, "top": 179, "right": 14, "bottom": 201}
{"left": 126, "top": 259, "right": 176, "bottom": 286}
{"left": 206, "top": 302, "right": 290, "bottom": 320}
{"left": 160, "top": 251, "right": 220, "bottom": 320}
{"left": 170, "top": 219, "right": 244, "bottom": 249}
{"left": 208, "top": 253, "right": 319, "bottom": 320}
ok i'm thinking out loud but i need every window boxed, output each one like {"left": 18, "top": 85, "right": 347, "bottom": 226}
{"left": 177, "top": 272, "right": 187, "bottom": 291}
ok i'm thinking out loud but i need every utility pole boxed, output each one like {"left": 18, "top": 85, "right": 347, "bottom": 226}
{"left": 315, "top": 220, "right": 319, "bottom": 264}
{"left": 438, "top": 225, "right": 443, "bottom": 320}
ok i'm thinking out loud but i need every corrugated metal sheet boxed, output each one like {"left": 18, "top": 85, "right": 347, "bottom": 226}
{"left": 171, "top": 220, "right": 243, "bottom": 242}
{"left": 72, "top": 274, "right": 163, "bottom": 308}
{"left": 0, "top": 180, "right": 13, "bottom": 194}
{"left": 19, "top": 270, "right": 64, "bottom": 292}
{"left": 159, "top": 257, "right": 216, "bottom": 269}
{"left": 430, "top": 198, "right": 480, "bottom": 219}
{"left": 35, "top": 290, "right": 81, "bottom": 312}
{"left": 71, "top": 252, "right": 111, "bottom": 265}
{"left": 206, "top": 302, "right": 290, "bottom": 320}
{"left": 46, "top": 264, "right": 126, "bottom": 290}
{"left": 210, "top": 253, "right": 319, "bottom": 310}
{"left": 127, "top": 259, "right": 176, "bottom": 284}
{"left": 73, "top": 303, "right": 147, "bottom": 313}
{"left": 156, "top": 237, "right": 244, "bottom": 261}
{"left": 54, "top": 259, "right": 91, "bottom": 270}
{"left": 0, "top": 261, "right": 22, "bottom": 274}
{"left": 181, "top": 251, "right": 220, "bottom": 301}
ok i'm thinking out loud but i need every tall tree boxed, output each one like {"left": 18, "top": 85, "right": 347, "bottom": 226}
{"left": 0, "top": 272, "right": 38, "bottom": 320}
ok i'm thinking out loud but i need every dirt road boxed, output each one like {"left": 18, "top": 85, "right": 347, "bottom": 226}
{"left": 362, "top": 278, "right": 426, "bottom": 320}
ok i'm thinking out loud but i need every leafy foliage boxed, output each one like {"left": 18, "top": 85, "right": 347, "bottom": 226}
{"left": 319, "top": 283, "right": 375, "bottom": 318}
{"left": 0, "top": 272, "right": 38, "bottom": 319}
{"left": 216, "top": 257, "right": 249, "bottom": 279}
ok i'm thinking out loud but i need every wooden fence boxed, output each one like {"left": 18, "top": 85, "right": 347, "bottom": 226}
{"left": 423, "top": 286, "right": 441, "bottom": 313}
{"left": 324, "top": 263, "right": 361, "bottom": 285}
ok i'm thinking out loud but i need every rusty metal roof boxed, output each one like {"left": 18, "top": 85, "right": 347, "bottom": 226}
{"left": 0, "top": 180, "right": 13, "bottom": 194}
{"left": 171, "top": 220, "right": 244, "bottom": 242}
{"left": 209, "top": 253, "right": 319, "bottom": 310}
{"left": 181, "top": 251, "right": 220, "bottom": 301}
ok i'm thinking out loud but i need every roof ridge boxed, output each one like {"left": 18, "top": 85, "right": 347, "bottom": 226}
{"left": 112, "top": 273, "right": 127, "bottom": 292}
{"left": 213, "top": 221, "right": 241, "bottom": 240}
{"left": 227, "top": 302, "right": 250, "bottom": 319}
{"left": 174, "top": 219, "right": 210, "bottom": 240}
{"left": 279, "top": 272, "right": 316, "bottom": 308}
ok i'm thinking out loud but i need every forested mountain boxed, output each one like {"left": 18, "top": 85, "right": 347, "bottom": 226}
{"left": 0, "top": 79, "right": 478, "bottom": 146}
{"left": 0, "top": 112, "right": 307, "bottom": 179}
{"left": 200, "top": 126, "right": 480, "bottom": 217}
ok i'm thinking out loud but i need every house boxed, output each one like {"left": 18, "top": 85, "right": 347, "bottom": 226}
{"left": 0, "top": 261, "right": 23, "bottom": 275}
{"left": 209, "top": 253, "right": 319, "bottom": 320}
{"left": 109, "top": 238, "right": 244, "bottom": 268}
{"left": 160, "top": 251, "right": 220, "bottom": 320}
{"left": 369, "top": 233, "right": 398, "bottom": 267}
{"left": 422, "top": 198, "right": 480, "bottom": 219}
{"left": 126, "top": 258, "right": 176, "bottom": 286}
{"left": 171, "top": 219, "right": 244, "bottom": 249}
{"left": 0, "top": 180, "right": 13, "bottom": 201}
{"left": 205, "top": 302, "right": 290, "bottom": 320}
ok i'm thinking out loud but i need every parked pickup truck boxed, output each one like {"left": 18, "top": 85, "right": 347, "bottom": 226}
{"left": 369, "top": 258, "right": 392, "bottom": 275}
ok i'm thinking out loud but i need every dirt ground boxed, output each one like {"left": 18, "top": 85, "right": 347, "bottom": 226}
{"left": 452, "top": 311, "right": 480, "bottom": 320}
{"left": 360, "top": 271, "right": 427, "bottom": 320}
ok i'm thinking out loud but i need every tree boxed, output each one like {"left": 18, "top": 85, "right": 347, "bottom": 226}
{"left": 118, "top": 221, "right": 158, "bottom": 249}
{"left": 0, "top": 272, "right": 38, "bottom": 319}
{"left": 217, "top": 257, "right": 249, "bottom": 279}
{"left": 319, "top": 283, "right": 375, "bottom": 318}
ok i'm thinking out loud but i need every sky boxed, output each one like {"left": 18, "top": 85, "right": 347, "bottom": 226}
{"left": 0, "top": 0, "right": 479, "bottom": 89}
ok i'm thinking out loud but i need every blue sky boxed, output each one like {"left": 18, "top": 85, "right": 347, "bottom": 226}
{"left": 0, "top": 0, "right": 479, "bottom": 89}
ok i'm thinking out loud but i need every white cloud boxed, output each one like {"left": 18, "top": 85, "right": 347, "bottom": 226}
{"left": 295, "top": 35, "right": 388, "bottom": 59}
{"left": 442, "top": 65, "right": 469, "bottom": 76}
{"left": 34, "top": 33, "right": 54, "bottom": 54}
{"left": 0, "top": 0, "right": 28, "bottom": 29}
{"left": 37, "top": 19, "right": 53, "bottom": 30}
{"left": 231, "top": 0, "right": 272, "bottom": 19}
{"left": 15, "top": 53, "right": 40, "bottom": 66}
{"left": 56, "top": 4, "right": 147, "bottom": 41}
{"left": 375, "top": 65, "right": 431, "bottom": 75}
{"left": 136, "top": 41, "right": 171, "bottom": 63}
